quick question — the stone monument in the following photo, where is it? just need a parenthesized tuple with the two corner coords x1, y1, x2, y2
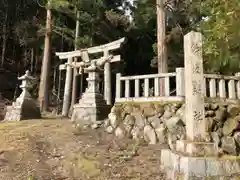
(4, 70, 41, 121)
(71, 58, 111, 125)
(161, 31, 240, 179)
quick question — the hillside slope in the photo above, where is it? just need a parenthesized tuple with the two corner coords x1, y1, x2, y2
(0, 119, 165, 180)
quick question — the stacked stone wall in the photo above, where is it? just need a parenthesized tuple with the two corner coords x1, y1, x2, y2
(105, 101, 240, 156)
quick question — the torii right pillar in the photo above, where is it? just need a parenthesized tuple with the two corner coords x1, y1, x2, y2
(161, 31, 240, 180)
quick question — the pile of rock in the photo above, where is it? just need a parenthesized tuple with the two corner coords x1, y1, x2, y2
(104, 102, 240, 155)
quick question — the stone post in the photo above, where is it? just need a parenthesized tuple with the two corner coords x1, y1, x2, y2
(104, 50, 112, 105)
(235, 72, 240, 99)
(184, 31, 205, 142)
(161, 32, 239, 180)
(62, 57, 73, 117)
(116, 73, 121, 100)
(176, 31, 217, 156)
(176, 67, 185, 96)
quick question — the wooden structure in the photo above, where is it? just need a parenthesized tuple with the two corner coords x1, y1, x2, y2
(56, 38, 125, 116)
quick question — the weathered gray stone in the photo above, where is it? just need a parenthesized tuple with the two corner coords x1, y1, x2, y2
(131, 112, 145, 130)
(233, 132, 240, 152)
(210, 104, 219, 111)
(144, 125, 157, 144)
(123, 115, 135, 127)
(211, 132, 221, 146)
(205, 117, 214, 132)
(155, 123, 167, 144)
(162, 105, 173, 120)
(115, 127, 125, 138)
(221, 136, 238, 155)
(168, 132, 177, 150)
(103, 118, 110, 128)
(223, 117, 239, 136)
(164, 116, 184, 132)
(131, 126, 142, 140)
(227, 105, 240, 117)
(176, 105, 185, 124)
(124, 104, 133, 114)
(214, 107, 227, 122)
(108, 112, 118, 128)
(106, 126, 114, 133)
(142, 106, 156, 117)
(205, 110, 215, 117)
(204, 103, 211, 110)
(161, 149, 240, 179)
(148, 115, 162, 129)
(154, 104, 164, 116)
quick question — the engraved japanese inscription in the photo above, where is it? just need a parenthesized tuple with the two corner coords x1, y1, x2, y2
(191, 42, 202, 57)
(192, 80, 202, 96)
(193, 110, 204, 121)
(192, 62, 201, 74)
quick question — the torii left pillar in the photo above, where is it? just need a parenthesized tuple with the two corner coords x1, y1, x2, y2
(104, 50, 112, 105)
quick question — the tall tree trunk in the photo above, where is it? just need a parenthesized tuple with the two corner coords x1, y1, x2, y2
(71, 11, 80, 108)
(38, 8, 52, 111)
(35, 47, 39, 76)
(30, 48, 35, 73)
(156, 0, 168, 95)
(1, 7, 8, 68)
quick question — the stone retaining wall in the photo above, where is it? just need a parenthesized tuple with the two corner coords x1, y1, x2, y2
(104, 101, 240, 156)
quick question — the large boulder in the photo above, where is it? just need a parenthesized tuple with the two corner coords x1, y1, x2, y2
(144, 125, 157, 144)
(214, 107, 227, 122)
(223, 117, 240, 136)
(131, 112, 145, 130)
(227, 105, 240, 117)
(164, 116, 184, 132)
(142, 105, 156, 118)
(221, 136, 238, 155)
(155, 123, 167, 144)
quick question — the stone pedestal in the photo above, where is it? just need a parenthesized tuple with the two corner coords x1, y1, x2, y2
(161, 149, 240, 180)
(161, 32, 240, 179)
(71, 61, 110, 124)
(4, 71, 41, 121)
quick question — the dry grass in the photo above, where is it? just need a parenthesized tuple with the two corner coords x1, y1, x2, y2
(0, 119, 166, 180)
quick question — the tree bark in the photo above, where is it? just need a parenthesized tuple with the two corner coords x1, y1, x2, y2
(38, 8, 52, 111)
(156, 0, 168, 95)
(71, 11, 80, 108)
(30, 48, 35, 73)
(1, 7, 8, 68)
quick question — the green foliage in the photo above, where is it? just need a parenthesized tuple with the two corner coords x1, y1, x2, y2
(196, 0, 240, 74)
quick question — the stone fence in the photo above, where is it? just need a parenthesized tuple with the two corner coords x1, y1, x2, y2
(115, 69, 240, 103)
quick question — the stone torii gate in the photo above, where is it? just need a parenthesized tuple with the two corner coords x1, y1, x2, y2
(56, 38, 125, 116)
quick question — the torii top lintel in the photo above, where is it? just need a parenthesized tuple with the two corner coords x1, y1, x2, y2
(55, 37, 125, 60)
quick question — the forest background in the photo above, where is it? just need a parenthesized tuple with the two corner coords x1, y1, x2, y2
(0, 0, 239, 108)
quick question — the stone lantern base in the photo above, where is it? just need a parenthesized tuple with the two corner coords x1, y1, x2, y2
(4, 98, 41, 121)
(71, 91, 111, 125)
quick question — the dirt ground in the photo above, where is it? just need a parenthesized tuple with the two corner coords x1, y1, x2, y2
(0, 118, 167, 180)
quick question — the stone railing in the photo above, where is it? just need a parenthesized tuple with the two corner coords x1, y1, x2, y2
(115, 68, 185, 102)
(115, 68, 240, 102)
(204, 73, 240, 100)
